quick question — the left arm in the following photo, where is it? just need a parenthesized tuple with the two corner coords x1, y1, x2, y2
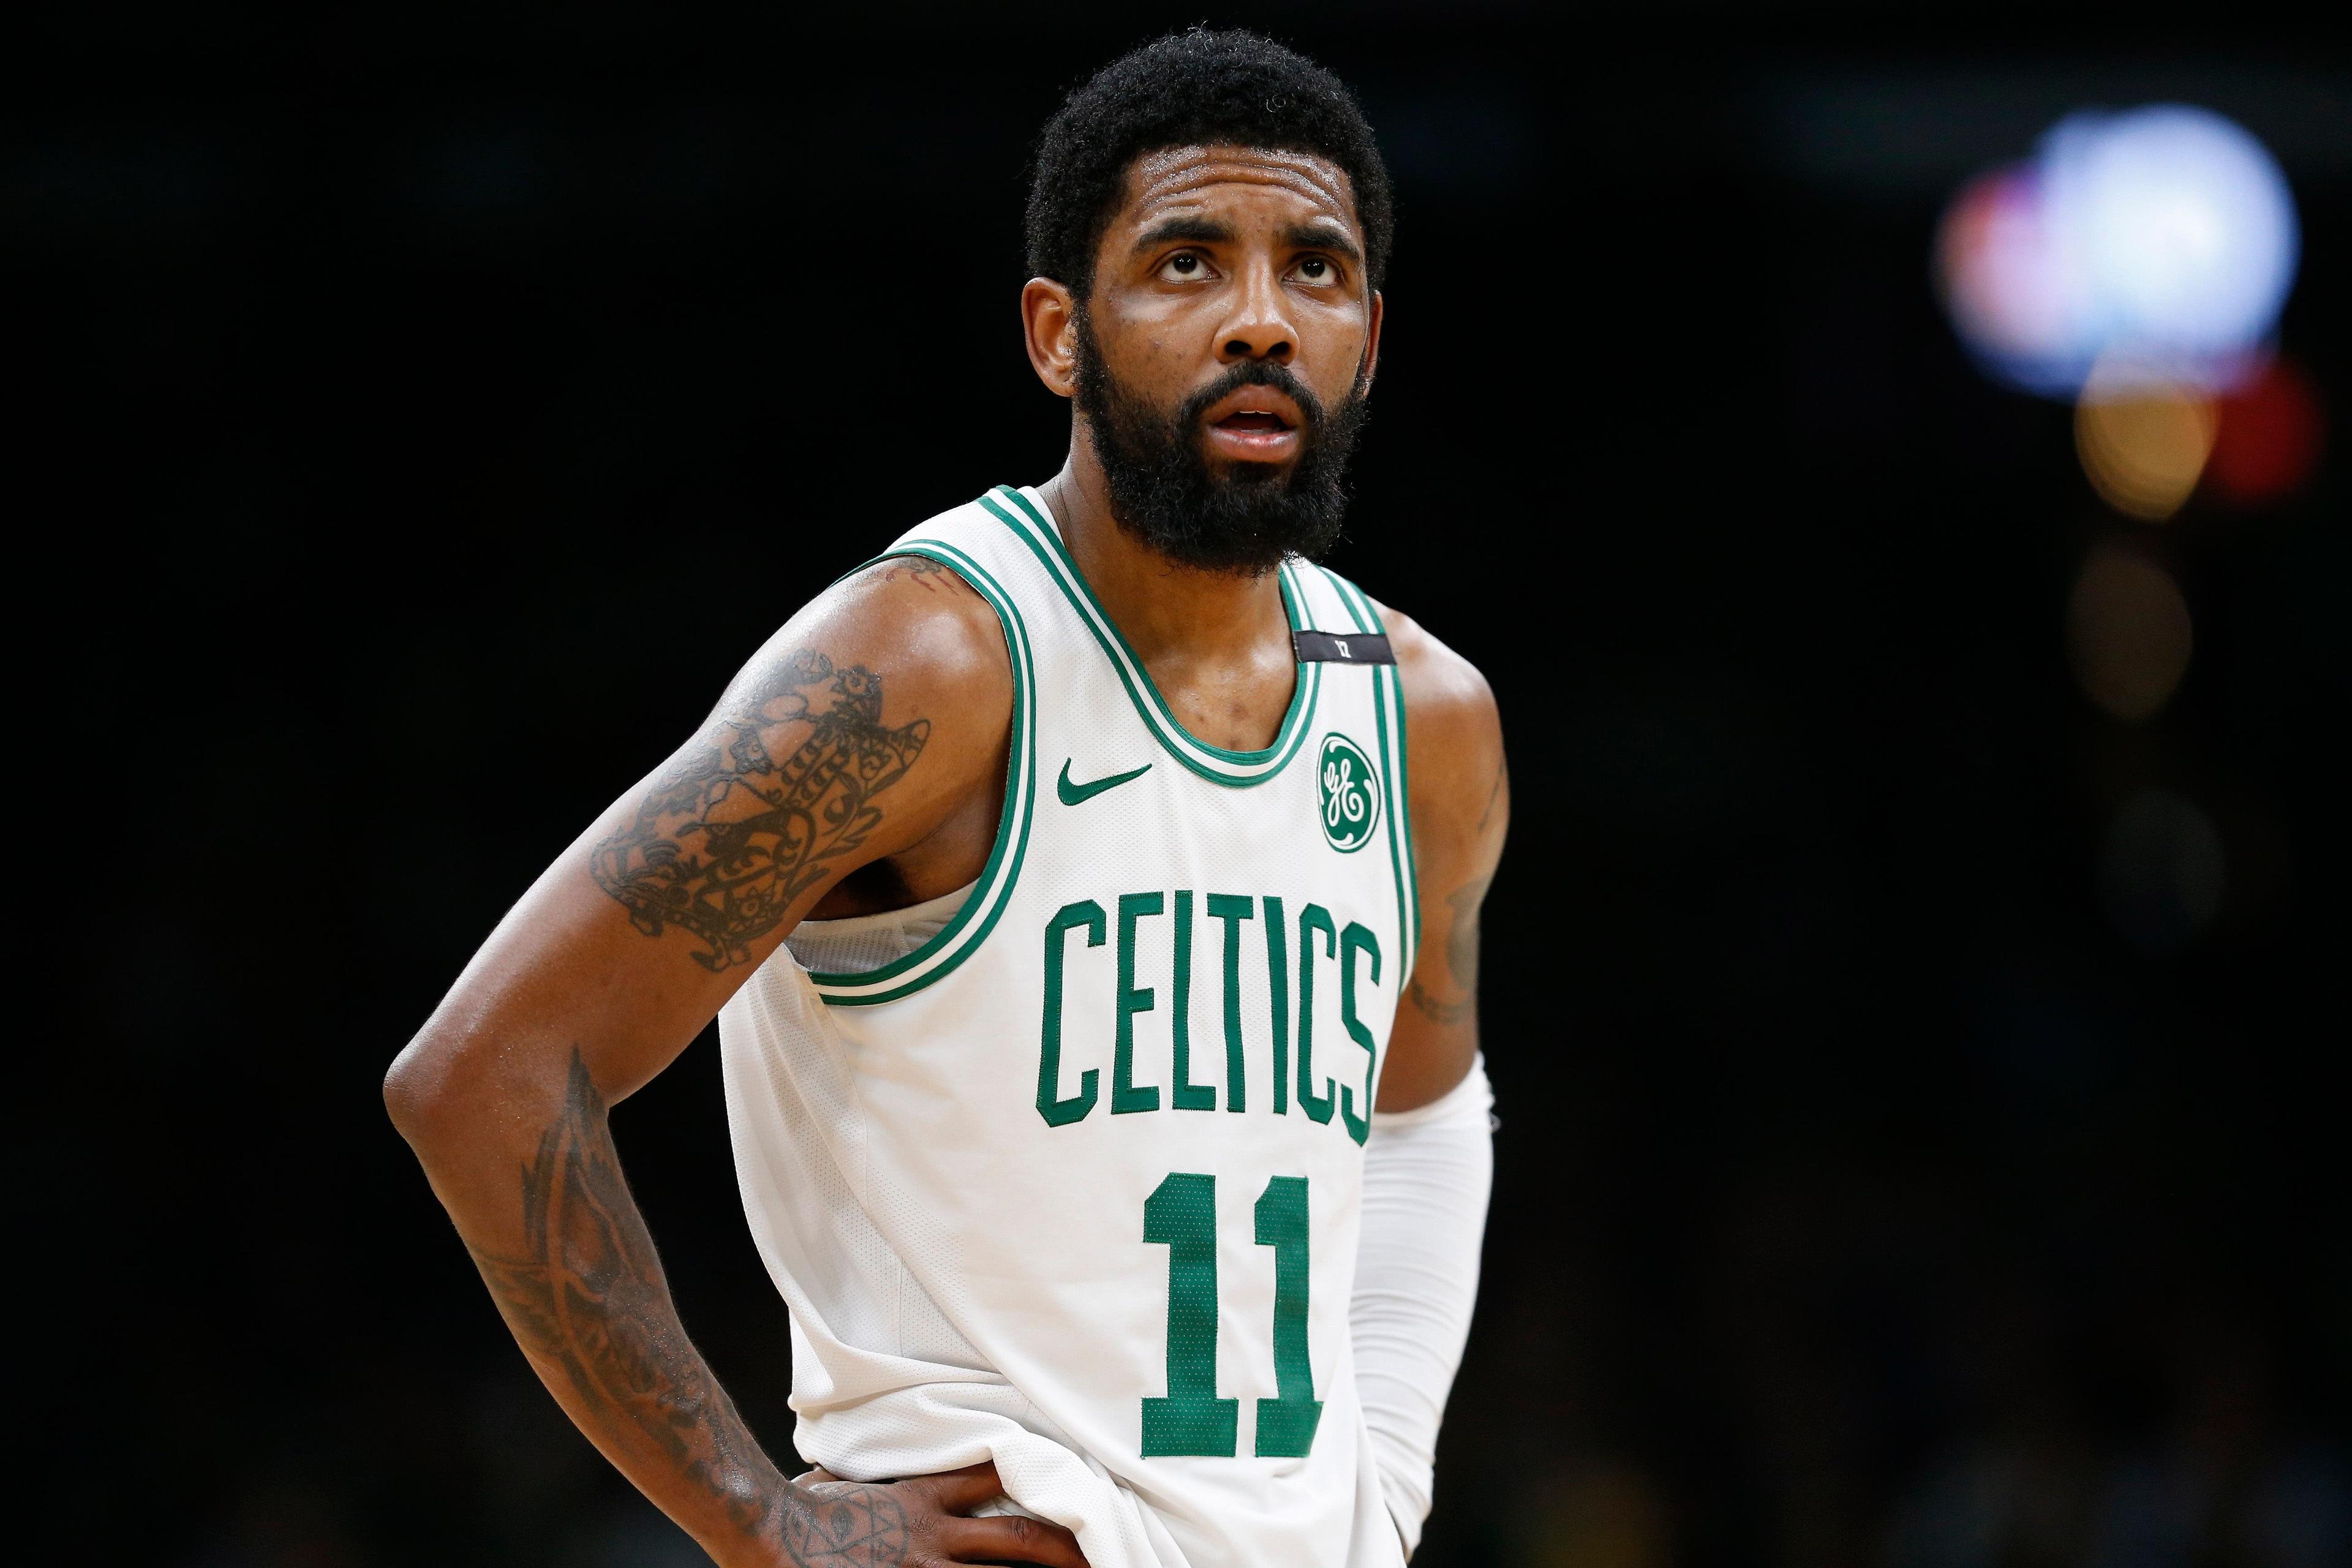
(1353, 606, 1507, 1556)
(1378, 606, 1508, 1111)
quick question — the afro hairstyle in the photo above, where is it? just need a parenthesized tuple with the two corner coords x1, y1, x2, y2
(1024, 28, 1393, 300)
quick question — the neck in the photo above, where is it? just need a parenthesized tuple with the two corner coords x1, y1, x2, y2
(1038, 423, 1289, 666)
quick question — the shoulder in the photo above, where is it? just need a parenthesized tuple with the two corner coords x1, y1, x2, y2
(1371, 599, 1501, 774)
(699, 551, 1015, 818)
(826, 554, 1012, 691)
(1363, 597, 1505, 859)
(739, 552, 1011, 706)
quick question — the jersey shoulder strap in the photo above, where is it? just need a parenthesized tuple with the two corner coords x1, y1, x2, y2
(1300, 561, 1420, 971)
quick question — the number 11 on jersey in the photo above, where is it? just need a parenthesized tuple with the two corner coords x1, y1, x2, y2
(1140, 1172, 1324, 1459)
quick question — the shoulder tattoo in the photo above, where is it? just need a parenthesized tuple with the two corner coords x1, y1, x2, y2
(590, 650, 930, 971)
(872, 555, 960, 594)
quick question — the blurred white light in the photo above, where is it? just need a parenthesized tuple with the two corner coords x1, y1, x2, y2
(1937, 105, 2299, 399)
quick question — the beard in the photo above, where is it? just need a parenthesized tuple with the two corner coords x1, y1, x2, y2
(1071, 311, 1368, 576)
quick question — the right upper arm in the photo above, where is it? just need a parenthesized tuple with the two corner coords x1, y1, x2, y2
(385, 552, 1014, 1143)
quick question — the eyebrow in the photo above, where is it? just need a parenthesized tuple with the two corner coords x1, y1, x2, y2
(1128, 214, 1365, 265)
(1132, 216, 1235, 254)
(1281, 222, 1362, 263)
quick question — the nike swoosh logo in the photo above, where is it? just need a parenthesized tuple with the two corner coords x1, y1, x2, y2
(1058, 758, 1153, 806)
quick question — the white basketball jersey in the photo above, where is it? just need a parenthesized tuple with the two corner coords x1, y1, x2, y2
(717, 485, 1419, 1568)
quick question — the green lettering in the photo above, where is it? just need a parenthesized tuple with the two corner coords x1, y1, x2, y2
(1114, 891, 1164, 1115)
(1264, 896, 1290, 1116)
(1169, 891, 1213, 1110)
(1296, 903, 1338, 1125)
(1339, 922, 1382, 1146)
(1038, 901, 1104, 1127)
(1206, 894, 1254, 1114)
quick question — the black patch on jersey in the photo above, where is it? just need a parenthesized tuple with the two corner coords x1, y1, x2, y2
(1292, 630, 1396, 665)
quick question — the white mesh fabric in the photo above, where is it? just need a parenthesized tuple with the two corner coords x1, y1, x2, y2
(786, 880, 976, 977)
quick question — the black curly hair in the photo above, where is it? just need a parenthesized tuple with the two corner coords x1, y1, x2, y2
(1025, 28, 1393, 300)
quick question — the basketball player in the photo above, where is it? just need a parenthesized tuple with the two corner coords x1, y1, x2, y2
(387, 30, 1504, 1568)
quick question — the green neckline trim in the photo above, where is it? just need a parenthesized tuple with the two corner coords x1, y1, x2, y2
(990, 485, 1313, 765)
(807, 538, 1038, 1005)
(1321, 567, 1422, 976)
(979, 486, 1319, 788)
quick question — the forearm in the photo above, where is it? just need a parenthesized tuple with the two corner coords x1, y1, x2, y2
(397, 1046, 793, 1567)
(1351, 1056, 1494, 1556)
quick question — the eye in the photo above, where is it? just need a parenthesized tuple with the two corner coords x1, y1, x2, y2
(1158, 251, 1213, 282)
(1291, 255, 1340, 286)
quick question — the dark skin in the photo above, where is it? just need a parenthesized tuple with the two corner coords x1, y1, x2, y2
(385, 142, 1506, 1567)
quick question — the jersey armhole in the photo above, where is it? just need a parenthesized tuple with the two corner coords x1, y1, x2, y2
(804, 542, 1040, 1006)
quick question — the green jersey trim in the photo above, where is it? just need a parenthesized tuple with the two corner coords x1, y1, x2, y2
(978, 486, 1321, 789)
(805, 539, 1039, 1006)
(1321, 567, 1421, 979)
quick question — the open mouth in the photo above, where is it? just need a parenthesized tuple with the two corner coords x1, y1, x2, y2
(1213, 409, 1296, 434)
(1200, 386, 1307, 459)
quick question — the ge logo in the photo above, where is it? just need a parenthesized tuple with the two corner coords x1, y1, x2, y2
(1316, 734, 1381, 853)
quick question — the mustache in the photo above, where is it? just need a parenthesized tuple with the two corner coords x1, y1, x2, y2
(1176, 360, 1330, 437)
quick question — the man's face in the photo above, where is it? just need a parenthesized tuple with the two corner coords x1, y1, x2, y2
(1071, 145, 1382, 575)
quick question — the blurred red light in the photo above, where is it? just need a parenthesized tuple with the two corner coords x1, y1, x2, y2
(2203, 358, 2324, 507)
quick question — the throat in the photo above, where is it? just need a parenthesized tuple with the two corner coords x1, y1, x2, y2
(1145, 644, 1302, 753)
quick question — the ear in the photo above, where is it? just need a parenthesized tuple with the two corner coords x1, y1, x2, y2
(1359, 288, 1384, 394)
(1022, 277, 1079, 399)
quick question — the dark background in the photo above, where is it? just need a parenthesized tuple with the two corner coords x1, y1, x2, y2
(15, 5, 2347, 1565)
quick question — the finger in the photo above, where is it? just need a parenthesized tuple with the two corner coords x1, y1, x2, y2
(912, 1460, 1005, 1514)
(941, 1511, 1090, 1568)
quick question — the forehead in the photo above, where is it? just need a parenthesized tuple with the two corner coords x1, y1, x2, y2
(1115, 144, 1361, 235)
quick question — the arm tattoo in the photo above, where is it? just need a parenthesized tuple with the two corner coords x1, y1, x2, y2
(1474, 756, 1506, 833)
(1406, 979, 1472, 1027)
(1407, 872, 1492, 1026)
(467, 1052, 783, 1542)
(592, 650, 930, 971)
(469, 1053, 921, 1565)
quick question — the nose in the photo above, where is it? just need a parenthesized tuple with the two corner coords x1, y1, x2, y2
(1215, 261, 1296, 366)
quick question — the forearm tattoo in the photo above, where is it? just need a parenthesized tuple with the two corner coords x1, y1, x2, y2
(592, 650, 930, 971)
(469, 1054, 926, 1564)
(466, 1052, 784, 1543)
